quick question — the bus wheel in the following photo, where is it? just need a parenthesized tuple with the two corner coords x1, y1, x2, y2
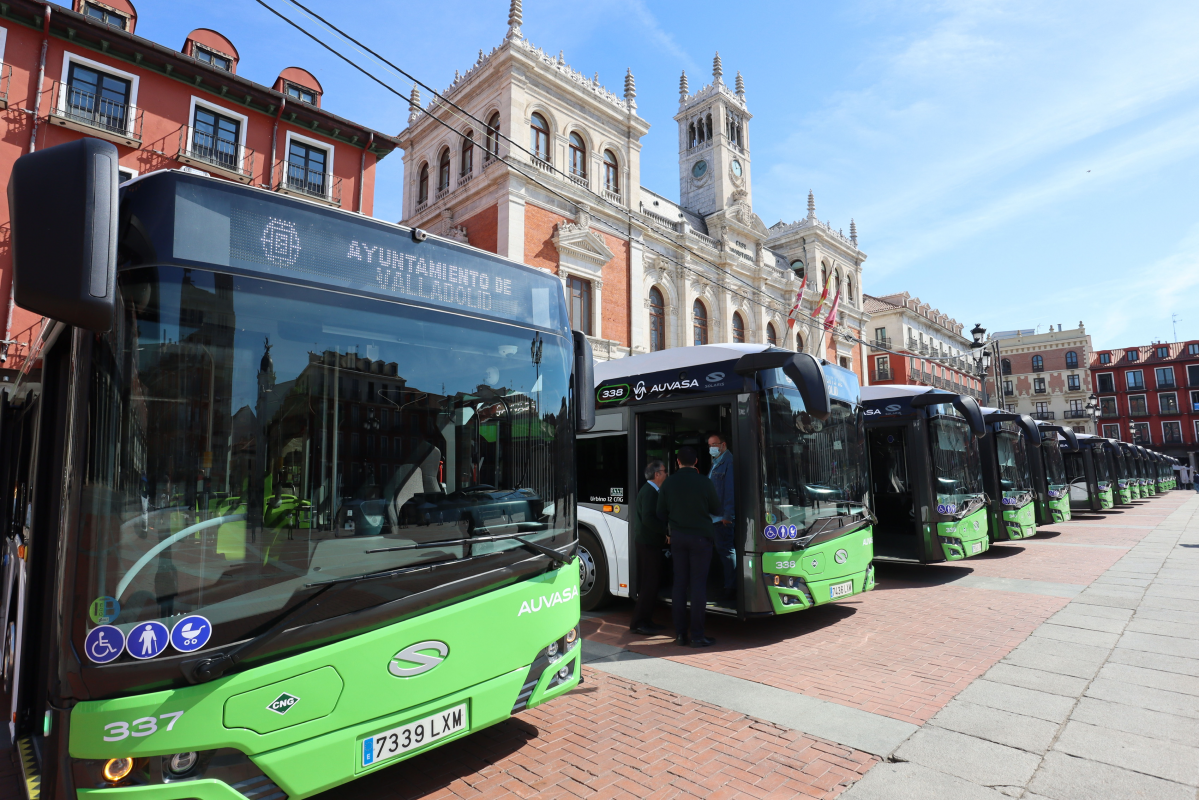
(2, 621, 13, 695)
(577, 528, 610, 612)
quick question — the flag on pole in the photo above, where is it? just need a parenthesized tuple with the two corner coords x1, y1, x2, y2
(823, 288, 841, 331)
(811, 270, 835, 319)
(785, 271, 808, 329)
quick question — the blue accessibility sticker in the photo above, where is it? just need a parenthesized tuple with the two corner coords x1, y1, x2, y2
(128, 621, 170, 660)
(787, 525, 799, 539)
(763, 525, 778, 539)
(84, 625, 125, 664)
(170, 615, 212, 653)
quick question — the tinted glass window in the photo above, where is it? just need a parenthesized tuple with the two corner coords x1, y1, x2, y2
(1096, 373, 1115, 393)
(576, 435, 627, 504)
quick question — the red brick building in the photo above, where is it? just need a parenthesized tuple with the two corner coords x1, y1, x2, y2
(1091, 340, 1199, 462)
(0, 0, 398, 374)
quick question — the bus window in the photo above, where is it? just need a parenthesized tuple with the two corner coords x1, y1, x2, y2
(577, 435, 627, 505)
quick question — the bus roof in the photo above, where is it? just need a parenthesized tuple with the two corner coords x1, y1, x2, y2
(594, 343, 771, 383)
(860, 384, 949, 401)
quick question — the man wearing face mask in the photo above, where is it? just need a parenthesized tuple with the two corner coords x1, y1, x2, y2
(708, 432, 736, 603)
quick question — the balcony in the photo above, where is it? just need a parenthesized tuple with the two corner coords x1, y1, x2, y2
(1063, 410, 1089, 419)
(1003, 388, 1014, 396)
(457, 170, 473, 188)
(871, 368, 893, 383)
(1032, 365, 1044, 372)
(1034, 387, 1047, 394)
(49, 81, 143, 147)
(602, 186, 622, 204)
(273, 160, 342, 207)
(1031, 411, 1055, 420)
(870, 337, 893, 351)
(176, 126, 255, 183)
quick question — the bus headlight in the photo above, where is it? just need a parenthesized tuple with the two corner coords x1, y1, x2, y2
(167, 752, 198, 776)
(565, 627, 578, 646)
(102, 758, 134, 783)
(547, 641, 559, 658)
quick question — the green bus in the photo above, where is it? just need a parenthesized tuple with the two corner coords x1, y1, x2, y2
(0, 141, 591, 799)
(862, 386, 990, 562)
(578, 345, 875, 618)
(978, 409, 1041, 541)
(1064, 434, 1114, 512)
(1032, 423, 1077, 524)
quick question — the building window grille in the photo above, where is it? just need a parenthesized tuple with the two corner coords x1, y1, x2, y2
(649, 287, 665, 352)
(1065, 351, 1078, 368)
(732, 312, 745, 343)
(693, 300, 709, 346)
(530, 113, 550, 163)
(191, 106, 240, 170)
(287, 140, 328, 198)
(567, 277, 592, 335)
(66, 62, 131, 134)
(195, 46, 232, 72)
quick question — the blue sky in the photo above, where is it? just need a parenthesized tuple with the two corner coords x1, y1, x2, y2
(137, 0, 1199, 350)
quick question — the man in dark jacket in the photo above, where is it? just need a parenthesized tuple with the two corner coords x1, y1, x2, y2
(708, 432, 736, 602)
(630, 459, 668, 635)
(656, 446, 721, 647)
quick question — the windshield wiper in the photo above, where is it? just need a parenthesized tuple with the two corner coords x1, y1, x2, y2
(364, 526, 572, 567)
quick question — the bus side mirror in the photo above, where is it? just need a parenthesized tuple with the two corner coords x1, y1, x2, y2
(8, 139, 119, 332)
(734, 351, 830, 421)
(952, 395, 986, 439)
(1059, 427, 1079, 451)
(573, 330, 595, 432)
(1017, 414, 1042, 447)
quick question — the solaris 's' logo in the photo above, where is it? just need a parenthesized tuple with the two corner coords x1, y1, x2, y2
(261, 217, 302, 266)
(388, 641, 449, 678)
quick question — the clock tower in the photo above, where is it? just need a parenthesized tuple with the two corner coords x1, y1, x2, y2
(675, 53, 752, 219)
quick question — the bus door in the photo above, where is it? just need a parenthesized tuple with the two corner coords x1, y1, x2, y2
(635, 401, 734, 609)
(866, 425, 922, 560)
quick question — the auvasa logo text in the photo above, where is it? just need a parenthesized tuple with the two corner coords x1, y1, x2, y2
(518, 586, 580, 616)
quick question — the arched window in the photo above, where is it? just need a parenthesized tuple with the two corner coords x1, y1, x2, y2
(688, 123, 695, 148)
(705, 114, 712, 141)
(1001, 358, 1012, 375)
(530, 113, 550, 162)
(603, 150, 619, 194)
(767, 323, 778, 347)
(1032, 354, 1044, 372)
(697, 116, 705, 143)
(693, 300, 708, 346)
(846, 276, 854, 305)
(437, 148, 451, 190)
(649, 287, 666, 352)
(1065, 350, 1078, 368)
(485, 112, 501, 159)
(790, 260, 804, 279)
(732, 312, 745, 343)
(569, 132, 587, 178)
(460, 130, 473, 176)
(417, 162, 429, 204)
(796, 331, 804, 351)
(821, 264, 828, 288)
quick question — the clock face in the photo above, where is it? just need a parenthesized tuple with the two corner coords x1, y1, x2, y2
(692, 160, 707, 178)
(731, 159, 743, 177)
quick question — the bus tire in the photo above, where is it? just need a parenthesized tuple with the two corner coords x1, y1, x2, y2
(2, 620, 14, 695)
(577, 527, 611, 612)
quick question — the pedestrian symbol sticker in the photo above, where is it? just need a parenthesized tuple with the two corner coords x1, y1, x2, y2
(89, 596, 120, 625)
(128, 621, 170, 660)
(84, 625, 125, 664)
(170, 616, 212, 654)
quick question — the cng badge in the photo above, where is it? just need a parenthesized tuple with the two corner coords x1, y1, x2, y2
(267, 693, 300, 715)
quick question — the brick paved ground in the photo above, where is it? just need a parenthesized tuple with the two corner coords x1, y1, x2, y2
(0, 495, 1187, 800)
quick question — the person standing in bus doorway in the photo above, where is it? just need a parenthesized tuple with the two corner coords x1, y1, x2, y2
(657, 446, 721, 647)
(630, 459, 669, 636)
(708, 432, 736, 603)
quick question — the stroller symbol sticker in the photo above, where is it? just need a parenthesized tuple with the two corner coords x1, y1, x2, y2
(129, 621, 170, 660)
(84, 625, 125, 664)
(170, 616, 212, 654)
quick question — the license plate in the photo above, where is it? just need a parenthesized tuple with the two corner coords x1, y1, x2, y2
(971, 542, 982, 554)
(362, 703, 467, 767)
(829, 580, 854, 598)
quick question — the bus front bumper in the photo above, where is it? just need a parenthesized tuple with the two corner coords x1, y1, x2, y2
(761, 526, 876, 613)
(937, 508, 990, 561)
(1000, 502, 1036, 541)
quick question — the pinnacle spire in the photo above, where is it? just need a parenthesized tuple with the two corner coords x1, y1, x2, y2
(506, 0, 522, 39)
(713, 52, 723, 83)
(409, 85, 421, 113)
(807, 190, 815, 220)
(850, 219, 858, 245)
(624, 69, 637, 106)
(735, 71, 745, 99)
(679, 70, 689, 100)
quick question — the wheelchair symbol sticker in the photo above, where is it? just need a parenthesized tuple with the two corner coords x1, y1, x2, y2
(764, 525, 779, 540)
(84, 625, 125, 664)
(170, 615, 212, 654)
(128, 621, 170, 660)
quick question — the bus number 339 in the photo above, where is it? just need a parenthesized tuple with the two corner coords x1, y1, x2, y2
(103, 711, 184, 741)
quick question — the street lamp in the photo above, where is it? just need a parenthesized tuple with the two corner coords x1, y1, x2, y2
(1084, 392, 1100, 432)
(970, 323, 986, 346)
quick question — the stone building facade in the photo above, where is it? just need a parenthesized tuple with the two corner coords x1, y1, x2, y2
(861, 293, 985, 402)
(396, 4, 870, 376)
(987, 325, 1095, 433)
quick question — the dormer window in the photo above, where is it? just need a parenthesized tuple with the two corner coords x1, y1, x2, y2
(195, 46, 232, 72)
(286, 84, 317, 105)
(84, 2, 127, 30)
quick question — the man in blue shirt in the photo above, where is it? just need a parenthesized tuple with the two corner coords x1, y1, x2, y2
(708, 432, 735, 603)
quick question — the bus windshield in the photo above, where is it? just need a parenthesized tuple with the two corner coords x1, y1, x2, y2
(77, 267, 574, 655)
(930, 416, 984, 506)
(760, 388, 869, 533)
(1091, 445, 1110, 482)
(1043, 441, 1067, 485)
(996, 430, 1032, 493)
(1111, 447, 1129, 480)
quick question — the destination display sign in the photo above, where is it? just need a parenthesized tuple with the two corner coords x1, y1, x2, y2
(161, 175, 570, 332)
(596, 360, 745, 406)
